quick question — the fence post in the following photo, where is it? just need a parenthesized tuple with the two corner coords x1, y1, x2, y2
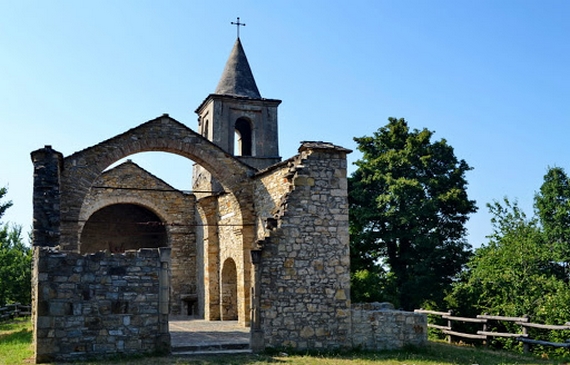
(483, 312, 488, 348)
(522, 314, 529, 353)
(447, 310, 453, 344)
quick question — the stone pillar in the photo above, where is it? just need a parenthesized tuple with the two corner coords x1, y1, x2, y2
(250, 247, 264, 352)
(158, 247, 171, 353)
(30, 145, 63, 247)
(197, 196, 221, 320)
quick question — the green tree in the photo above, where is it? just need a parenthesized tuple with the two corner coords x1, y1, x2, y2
(0, 187, 31, 306)
(535, 167, 570, 276)
(446, 198, 570, 352)
(0, 186, 13, 219)
(447, 199, 550, 316)
(349, 118, 477, 310)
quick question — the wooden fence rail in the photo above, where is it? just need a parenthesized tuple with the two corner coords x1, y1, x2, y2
(415, 309, 570, 352)
(0, 303, 31, 322)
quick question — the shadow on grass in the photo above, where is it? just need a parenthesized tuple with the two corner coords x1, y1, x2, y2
(0, 327, 32, 345)
(0, 318, 30, 333)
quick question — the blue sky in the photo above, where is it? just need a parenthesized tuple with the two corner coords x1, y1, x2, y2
(1, 1, 569, 249)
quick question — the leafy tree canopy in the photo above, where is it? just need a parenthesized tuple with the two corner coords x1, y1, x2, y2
(447, 168, 570, 353)
(535, 166, 570, 266)
(447, 199, 551, 317)
(0, 186, 13, 222)
(349, 117, 477, 310)
(0, 187, 31, 306)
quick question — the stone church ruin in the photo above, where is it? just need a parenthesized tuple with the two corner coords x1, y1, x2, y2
(30, 37, 427, 363)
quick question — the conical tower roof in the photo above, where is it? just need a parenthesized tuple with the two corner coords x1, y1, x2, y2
(215, 38, 261, 98)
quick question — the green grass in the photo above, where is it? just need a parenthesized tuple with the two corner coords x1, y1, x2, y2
(1, 320, 569, 365)
(0, 317, 33, 365)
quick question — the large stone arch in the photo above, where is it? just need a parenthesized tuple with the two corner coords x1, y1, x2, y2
(56, 115, 257, 320)
(59, 114, 256, 252)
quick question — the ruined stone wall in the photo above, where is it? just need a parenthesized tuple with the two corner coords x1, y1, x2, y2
(257, 143, 352, 350)
(32, 247, 170, 363)
(31, 111, 430, 358)
(351, 303, 427, 350)
(251, 144, 429, 352)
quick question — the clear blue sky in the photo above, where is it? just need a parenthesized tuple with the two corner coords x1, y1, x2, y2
(1, 1, 569, 249)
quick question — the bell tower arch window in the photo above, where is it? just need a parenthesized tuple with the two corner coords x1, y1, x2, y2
(234, 117, 252, 156)
(202, 119, 209, 139)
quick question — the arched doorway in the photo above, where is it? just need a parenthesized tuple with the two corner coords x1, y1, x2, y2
(80, 203, 167, 254)
(221, 258, 238, 321)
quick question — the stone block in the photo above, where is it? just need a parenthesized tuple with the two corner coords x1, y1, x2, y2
(49, 302, 73, 316)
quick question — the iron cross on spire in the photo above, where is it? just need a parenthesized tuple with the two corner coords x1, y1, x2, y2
(231, 17, 246, 38)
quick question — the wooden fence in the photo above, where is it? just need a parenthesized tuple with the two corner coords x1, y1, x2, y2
(0, 303, 31, 321)
(415, 309, 570, 353)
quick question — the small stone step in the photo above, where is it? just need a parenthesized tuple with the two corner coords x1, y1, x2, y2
(172, 342, 250, 353)
(172, 348, 252, 356)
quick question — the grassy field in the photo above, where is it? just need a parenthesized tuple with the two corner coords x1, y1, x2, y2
(2, 319, 569, 365)
(0, 318, 33, 365)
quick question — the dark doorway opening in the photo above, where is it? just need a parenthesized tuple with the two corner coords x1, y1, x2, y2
(80, 203, 167, 254)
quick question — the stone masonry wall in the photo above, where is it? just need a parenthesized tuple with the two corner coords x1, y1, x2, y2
(351, 303, 427, 350)
(32, 247, 170, 363)
(258, 142, 352, 350)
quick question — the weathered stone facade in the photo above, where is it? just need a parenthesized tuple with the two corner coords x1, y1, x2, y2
(32, 247, 170, 363)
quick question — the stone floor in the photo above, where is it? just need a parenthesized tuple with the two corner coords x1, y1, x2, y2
(169, 318, 251, 354)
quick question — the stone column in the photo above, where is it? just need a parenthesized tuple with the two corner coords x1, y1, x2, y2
(250, 246, 264, 352)
(30, 145, 63, 247)
(158, 247, 171, 353)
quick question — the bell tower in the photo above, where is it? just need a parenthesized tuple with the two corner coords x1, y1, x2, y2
(196, 37, 281, 169)
(193, 37, 282, 192)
